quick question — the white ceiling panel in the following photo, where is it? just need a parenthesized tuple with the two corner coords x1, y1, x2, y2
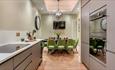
(31, 0, 79, 14)
(44, 0, 78, 12)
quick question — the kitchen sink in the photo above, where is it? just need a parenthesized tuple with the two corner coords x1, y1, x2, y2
(0, 44, 29, 53)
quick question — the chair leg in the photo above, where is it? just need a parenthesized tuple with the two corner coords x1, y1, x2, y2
(102, 48, 105, 55)
(73, 49, 74, 54)
(48, 49, 50, 53)
(76, 48, 78, 53)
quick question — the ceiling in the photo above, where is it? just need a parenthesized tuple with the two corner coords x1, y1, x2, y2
(31, 0, 80, 14)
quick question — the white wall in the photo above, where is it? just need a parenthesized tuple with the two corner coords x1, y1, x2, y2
(0, 0, 41, 44)
(40, 14, 77, 39)
(0, 31, 27, 45)
(0, 0, 35, 31)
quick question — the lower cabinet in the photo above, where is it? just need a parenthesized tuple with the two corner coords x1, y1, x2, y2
(25, 62, 35, 70)
(32, 42, 42, 70)
(0, 59, 13, 70)
(15, 55, 32, 70)
(0, 41, 42, 70)
(13, 48, 32, 68)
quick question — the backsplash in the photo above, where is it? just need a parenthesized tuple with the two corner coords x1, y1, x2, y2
(0, 31, 27, 45)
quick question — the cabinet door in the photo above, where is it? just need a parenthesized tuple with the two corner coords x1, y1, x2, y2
(0, 59, 13, 70)
(81, 0, 90, 68)
(107, 0, 115, 52)
(107, 0, 115, 70)
(32, 42, 42, 70)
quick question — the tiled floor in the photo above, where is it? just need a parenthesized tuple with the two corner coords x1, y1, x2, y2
(38, 48, 87, 70)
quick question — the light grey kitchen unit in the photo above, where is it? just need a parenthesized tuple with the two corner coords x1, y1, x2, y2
(0, 40, 42, 70)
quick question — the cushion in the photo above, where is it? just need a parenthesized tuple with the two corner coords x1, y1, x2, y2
(58, 46, 64, 49)
(48, 45, 54, 49)
(97, 46, 103, 48)
(68, 46, 74, 49)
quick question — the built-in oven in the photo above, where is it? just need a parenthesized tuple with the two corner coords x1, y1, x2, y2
(89, 7, 107, 63)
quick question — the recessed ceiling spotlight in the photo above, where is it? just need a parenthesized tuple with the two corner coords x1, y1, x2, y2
(40, 8, 43, 10)
(77, 7, 80, 10)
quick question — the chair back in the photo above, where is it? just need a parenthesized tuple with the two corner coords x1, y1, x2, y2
(47, 39, 56, 46)
(57, 39, 65, 46)
(75, 39, 79, 47)
(95, 39, 105, 49)
(67, 39, 76, 46)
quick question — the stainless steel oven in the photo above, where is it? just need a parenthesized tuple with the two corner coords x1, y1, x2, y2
(89, 7, 107, 63)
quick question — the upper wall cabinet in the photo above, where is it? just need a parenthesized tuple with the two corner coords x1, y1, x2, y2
(89, 0, 107, 14)
(81, 0, 90, 7)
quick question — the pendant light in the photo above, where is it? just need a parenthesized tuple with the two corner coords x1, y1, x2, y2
(55, 0, 63, 18)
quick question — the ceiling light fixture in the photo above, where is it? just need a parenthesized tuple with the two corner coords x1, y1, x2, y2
(55, 0, 63, 18)
(40, 8, 43, 10)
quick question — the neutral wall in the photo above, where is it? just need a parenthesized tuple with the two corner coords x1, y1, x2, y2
(0, 0, 41, 44)
(0, 31, 27, 45)
(40, 14, 77, 39)
(0, 0, 37, 31)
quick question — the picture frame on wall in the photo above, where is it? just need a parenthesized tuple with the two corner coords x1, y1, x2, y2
(35, 16, 40, 30)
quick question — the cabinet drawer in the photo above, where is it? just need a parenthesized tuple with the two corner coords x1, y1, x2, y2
(0, 59, 13, 70)
(15, 55, 32, 70)
(25, 62, 34, 70)
(14, 48, 32, 68)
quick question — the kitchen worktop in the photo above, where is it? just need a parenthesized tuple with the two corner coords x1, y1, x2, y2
(0, 39, 43, 64)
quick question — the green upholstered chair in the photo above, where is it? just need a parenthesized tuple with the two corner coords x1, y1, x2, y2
(90, 38, 105, 55)
(66, 39, 76, 49)
(95, 39, 105, 55)
(57, 40, 65, 50)
(47, 39, 57, 53)
(66, 39, 78, 53)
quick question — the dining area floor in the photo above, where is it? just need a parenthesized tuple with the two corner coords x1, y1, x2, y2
(37, 47, 87, 70)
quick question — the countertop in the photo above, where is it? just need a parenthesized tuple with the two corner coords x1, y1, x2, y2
(0, 39, 43, 64)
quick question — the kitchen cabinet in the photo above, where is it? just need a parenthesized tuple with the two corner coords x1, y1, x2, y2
(89, 0, 107, 14)
(15, 55, 32, 70)
(81, 0, 90, 68)
(0, 41, 42, 70)
(13, 47, 33, 70)
(14, 42, 42, 70)
(81, 0, 107, 69)
(107, 0, 115, 53)
(0, 59, 13, 70)
(107, 0, 115, 70)
(32, 42, 42, 70)
(25, 62, 35, 70)
(107, 52, 115, 70)
(13, 48, 32, 68)
(81, 0, 90, 7)
(89, 56, 106, 70)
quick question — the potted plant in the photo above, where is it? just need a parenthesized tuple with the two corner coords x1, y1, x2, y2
(54, 31, 61, 40)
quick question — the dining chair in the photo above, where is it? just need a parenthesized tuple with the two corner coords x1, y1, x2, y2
(66, 39, 77, 53)
(57, 39, 65, 50)
(47, 39, 57, 53)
